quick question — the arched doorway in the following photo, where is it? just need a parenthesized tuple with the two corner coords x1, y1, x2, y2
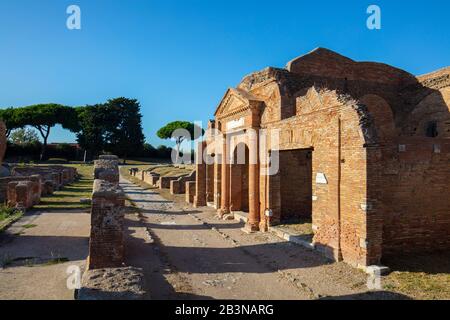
(229, 143, 249, 213)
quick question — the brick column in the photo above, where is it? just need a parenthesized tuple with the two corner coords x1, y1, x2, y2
(194, 141, 207, 207)
(244, 129, 260, 232)
(206, 164, 214, 203)
(213, 161, 221, 209)
(219, 135, 230, 216)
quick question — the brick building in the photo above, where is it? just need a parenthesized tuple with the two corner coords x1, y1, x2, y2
(194, 48, 450, 268)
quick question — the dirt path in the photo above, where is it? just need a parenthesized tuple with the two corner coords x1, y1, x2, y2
(121, 178, 406, 300)
(0, 209, 90, 300)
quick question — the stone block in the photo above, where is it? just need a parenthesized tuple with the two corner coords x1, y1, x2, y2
(77, 267, 146, 300)
(185, 181, 196, 204)
(7, 181, 34, 209)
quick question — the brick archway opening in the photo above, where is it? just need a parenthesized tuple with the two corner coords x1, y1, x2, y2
(279, 149, 313, 223)
(230, 143, 250, 213)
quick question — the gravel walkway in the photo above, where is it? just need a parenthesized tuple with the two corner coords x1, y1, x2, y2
(121, 177, 407, 300)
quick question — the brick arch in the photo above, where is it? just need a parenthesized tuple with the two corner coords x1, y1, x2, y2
(406, 87, 450, 138)
(359, 94, 397, 142)
(252, 83, 284, 123)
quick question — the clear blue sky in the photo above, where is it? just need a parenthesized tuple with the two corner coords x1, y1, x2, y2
(1, 0, 449, 146)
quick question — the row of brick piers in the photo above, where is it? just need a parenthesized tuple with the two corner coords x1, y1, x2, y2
(193, 129, 263, 234)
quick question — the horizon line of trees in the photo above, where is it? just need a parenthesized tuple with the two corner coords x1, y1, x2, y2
(0, 97, 172, 162)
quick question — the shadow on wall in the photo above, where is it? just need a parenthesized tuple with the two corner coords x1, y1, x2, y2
(382, 251, 450, 275)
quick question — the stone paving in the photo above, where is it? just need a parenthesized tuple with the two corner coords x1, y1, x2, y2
(120, 177, 408, 300)
(0, 209, 90, 300)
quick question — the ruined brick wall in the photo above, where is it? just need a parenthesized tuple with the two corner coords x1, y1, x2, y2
(170, 171, 196, 195)
(374, 139, 450, 257)
(160, 176, 180, 189)
(7, 181, 34, 209)
(260, 88, 373, 266)
(94, 157, 120, 185)
(88, 179, 125, 269)
(88, 156, 125, 270)
(11, 166, 77, 191)
(1, 175, 42, 206)
(186, 181, 196, 204)
(210, 48, 450, 267)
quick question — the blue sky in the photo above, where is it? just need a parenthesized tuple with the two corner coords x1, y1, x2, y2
(0, 0, 449, 147)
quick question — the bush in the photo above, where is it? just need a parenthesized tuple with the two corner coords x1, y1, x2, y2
(138, 143, 172, 159)
(46, 144, 81, 161)
(5, 142, 83, 162)
(5, 141, 42, 162)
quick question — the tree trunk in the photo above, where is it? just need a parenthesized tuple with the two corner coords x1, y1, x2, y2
(36, 125, 51, 162)
(40, 138, 48, 162)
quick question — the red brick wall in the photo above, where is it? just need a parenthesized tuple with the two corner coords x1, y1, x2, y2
(210, 49, 450, 267)
(375, 139, 450, 257)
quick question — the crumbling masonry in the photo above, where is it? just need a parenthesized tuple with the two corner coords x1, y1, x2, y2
(194, 48, 450, 268)
(88, 155, 125, 269)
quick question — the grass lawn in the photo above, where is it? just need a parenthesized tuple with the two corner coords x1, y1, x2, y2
(34, 164, 94, 211)
(120, 158, 172, 165)
(276, 218, 314, 242)
(125, 164, 193, 177)
(0, 206, 24, 233)
(382, 252, 450, 300)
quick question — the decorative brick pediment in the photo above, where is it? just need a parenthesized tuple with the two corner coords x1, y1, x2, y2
(215, 88, 262, 119)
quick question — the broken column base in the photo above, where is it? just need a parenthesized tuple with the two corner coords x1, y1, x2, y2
(359, 265, 391, 276)
(77, 267, 147, 300)
(241, 222, 260, 234)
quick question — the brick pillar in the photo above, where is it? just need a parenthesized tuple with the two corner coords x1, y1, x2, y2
(244, 129, 260, 232)
(206, 164, 214, 203)
(88, 179, 125, 270)
(194, 141, 207, 207)
(213, 161, 222, 209)
(186, 181, 196, 204)
(219, 135, 230, 216)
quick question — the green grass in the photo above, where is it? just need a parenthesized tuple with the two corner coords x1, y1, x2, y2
(121, 158, 172, 165)
(383, 252, 450, 300)
(0, 206, 24, 233)
(126, 164, 193, 177)
(22, 224, 37, 229)
(43, 257, 70, 266)
(34, 164, 94, 211)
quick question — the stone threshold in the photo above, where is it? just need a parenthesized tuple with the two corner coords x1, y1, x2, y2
(232, 211, 248, 224)
(229, 211, 389, 275)
(268, 226, 315, 250)
(231, 211, 315, 250)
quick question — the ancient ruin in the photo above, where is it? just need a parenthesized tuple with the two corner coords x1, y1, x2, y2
(88, 155, 125, 269)
(191, 48, 450, 268)
(0, 121, 78, 210)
